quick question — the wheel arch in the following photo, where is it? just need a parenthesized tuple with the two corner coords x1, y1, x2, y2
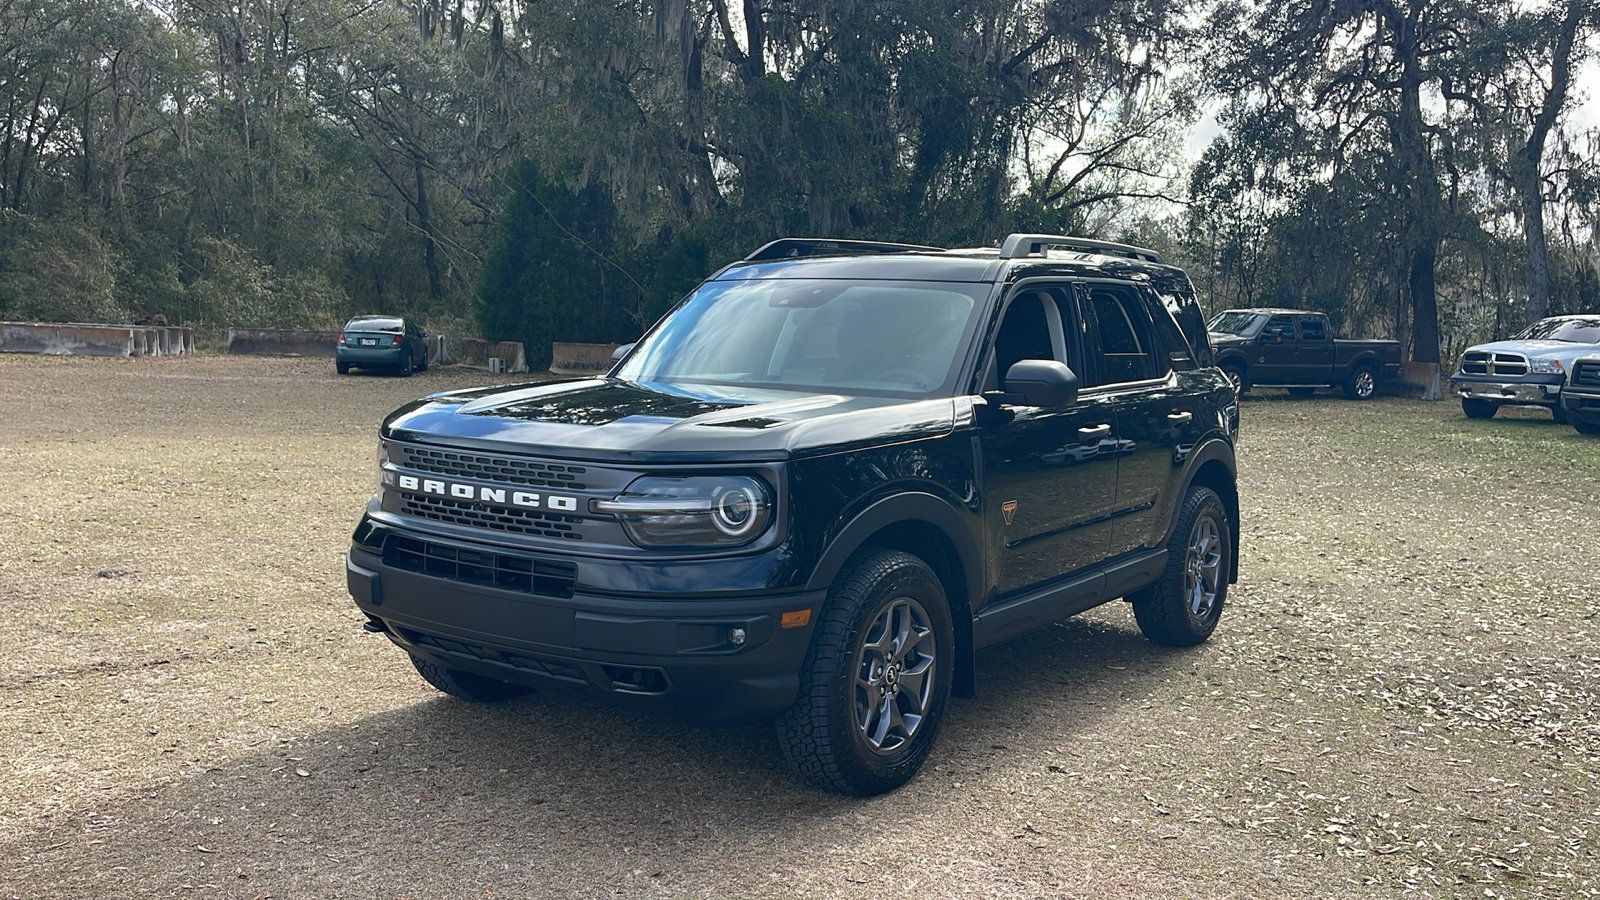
(1173, 442, 1240, 586)
(805, 493, 982, 699)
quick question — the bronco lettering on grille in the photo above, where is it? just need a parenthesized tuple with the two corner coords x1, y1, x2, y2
(394, 474, 579, 511)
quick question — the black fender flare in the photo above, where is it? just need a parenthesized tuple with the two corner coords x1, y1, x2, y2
(804, 492, 983, 603)
(1168, 436, 1240, 583)
(804, 492, 985, 697)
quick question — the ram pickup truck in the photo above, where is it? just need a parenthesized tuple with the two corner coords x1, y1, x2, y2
(1207, 308, 1403, 400)
(1560, 357, 1600, 434)
(346, 234, 1240, 796)
(1450, 315, 1600, 422)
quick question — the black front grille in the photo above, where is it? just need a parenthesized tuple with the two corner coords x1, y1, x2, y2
(1461, 351, 1528, 376)
(401, 447, 589, 490)
(399, 492, 585, 540)
(383, 534, 577, 598)
(1572, 359, 1600, 388)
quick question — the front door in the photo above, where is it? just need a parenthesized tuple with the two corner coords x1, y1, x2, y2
(977, 284, 1122, 599)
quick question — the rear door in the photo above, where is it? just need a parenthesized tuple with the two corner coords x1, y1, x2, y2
(1294, 315, 1334, 382)
(1080, 282, 1202, 558)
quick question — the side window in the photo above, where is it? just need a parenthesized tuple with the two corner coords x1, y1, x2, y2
(1298, 316, 1326, 341)
(987, 288, 1069, 391)
(1263, 315, 1295, 341)
(1148, 294, 1199, 370)
(1086, 285, 1162, 386)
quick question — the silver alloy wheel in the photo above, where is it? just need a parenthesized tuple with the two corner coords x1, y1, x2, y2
(1353, 369, 1375, 398)
(1224, 367, 1244, 393)
(853, 596, 937, 754)
(1185, 515, 1224, 620)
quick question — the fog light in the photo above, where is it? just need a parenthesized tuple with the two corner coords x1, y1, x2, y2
(728, 627, 747, 645)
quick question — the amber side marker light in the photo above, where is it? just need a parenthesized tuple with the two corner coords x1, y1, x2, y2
(780, 609, 812, 629)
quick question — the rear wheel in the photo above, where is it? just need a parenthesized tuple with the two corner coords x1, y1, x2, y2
(1129, 486, 1231, 647)
(1462, 398, 1497, 419)
(410, 655, 531, 702)
(1287, 387, 1315, 398)
(398, 354, 413, 377)
(336, 362, 350, 375)
(775, 549, 953, 796)
(1343, 365, 1378, 400)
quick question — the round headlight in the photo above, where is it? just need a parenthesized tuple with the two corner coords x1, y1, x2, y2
(713, 485, 760, 537)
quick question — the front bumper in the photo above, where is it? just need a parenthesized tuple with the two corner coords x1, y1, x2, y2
(346, 536, 823, 724)
(1562, 388, 1600, 427)
(1449, 373, 1564, 406)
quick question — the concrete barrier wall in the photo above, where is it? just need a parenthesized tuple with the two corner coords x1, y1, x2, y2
(227, 327, 341, 357)
(0, 322, 195, 358)
(1394, 362, 1442, 400)
(549, 342, 622, 376)
(453, 338, 528, 373)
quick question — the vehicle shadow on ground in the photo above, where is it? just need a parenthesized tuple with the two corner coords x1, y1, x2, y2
(4, 613, 1188, 896)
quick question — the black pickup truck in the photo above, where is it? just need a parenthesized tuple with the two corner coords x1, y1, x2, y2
(347, 234, 1240, 796)
(1208, 308, 1403, 399)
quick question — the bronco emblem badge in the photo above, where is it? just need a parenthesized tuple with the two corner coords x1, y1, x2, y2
(1002, 500, 1018, 525)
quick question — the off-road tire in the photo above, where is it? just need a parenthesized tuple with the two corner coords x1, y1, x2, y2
(1343, 365, 1378, 400)
(1462, 398, 1497, 419)
(1287, 387, 1315, 398)
(1129, 486, 1231, 647)
(775, 549, 953, 796)
(336, 362, 350, 375)
(410, 654, 531, 702)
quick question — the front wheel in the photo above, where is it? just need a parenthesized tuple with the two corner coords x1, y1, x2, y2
(1552, 402, 1568, 424)
(418, 349, 430, 373)
(1574, 418, 1600, 435)
(775, 550, 953, 796)
(1343, 365, 1378, 400)
(1129, 486, 1231, 647)
(1221, 364, 1247, 395)
(1462, 398, 1497, 419)
(410, 655, 532, 702)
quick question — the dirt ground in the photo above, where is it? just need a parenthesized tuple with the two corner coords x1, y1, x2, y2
(0, 353, 1596, 899)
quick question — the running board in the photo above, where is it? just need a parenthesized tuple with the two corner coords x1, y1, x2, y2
(973, 549, 1168, 650)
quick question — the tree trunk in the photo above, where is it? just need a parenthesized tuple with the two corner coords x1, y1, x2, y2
(1516, 161, 1552, 323)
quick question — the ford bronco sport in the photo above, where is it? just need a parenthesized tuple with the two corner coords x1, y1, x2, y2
(346, 234, 1240, 795)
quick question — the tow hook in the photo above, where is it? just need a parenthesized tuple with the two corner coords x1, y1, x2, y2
(362, 616, 388, 635)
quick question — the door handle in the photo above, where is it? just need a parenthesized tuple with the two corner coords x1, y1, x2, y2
(1078, 423, 1112, 439)
(1167, 411, 1193, 425)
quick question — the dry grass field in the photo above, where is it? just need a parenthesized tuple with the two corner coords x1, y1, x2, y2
(0, 353, 1596, 899)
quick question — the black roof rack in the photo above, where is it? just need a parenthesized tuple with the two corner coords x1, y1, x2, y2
(743, 238, 945, 262)
(998, 234, 1165, 264)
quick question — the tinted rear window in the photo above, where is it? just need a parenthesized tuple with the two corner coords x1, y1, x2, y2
(346, 318, 404, 333)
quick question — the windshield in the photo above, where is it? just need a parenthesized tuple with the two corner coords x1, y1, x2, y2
(615, 278, 988, 396)
(1513, 316, 1600, 343)
(1207, 310, 1264, 337)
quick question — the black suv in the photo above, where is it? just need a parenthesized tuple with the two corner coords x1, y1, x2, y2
(346, 235, 1240, 795)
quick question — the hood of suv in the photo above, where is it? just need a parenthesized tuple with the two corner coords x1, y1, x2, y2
(380, 377, 957, 462)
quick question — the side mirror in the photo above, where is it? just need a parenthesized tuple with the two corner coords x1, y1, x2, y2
(1003, 359, 1079, 408)
(611, 342, 636, 362)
